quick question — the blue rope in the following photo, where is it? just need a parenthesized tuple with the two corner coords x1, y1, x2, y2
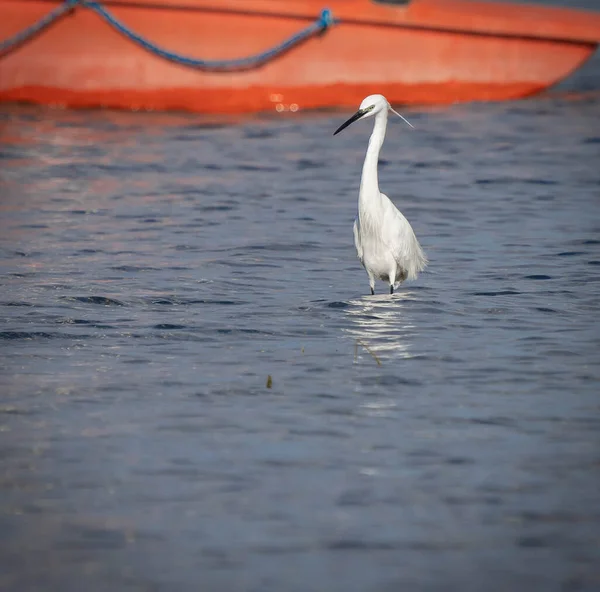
(87, 2, 335, 71)
(0, 0, 79, 55)
(1, 0, 336, 71)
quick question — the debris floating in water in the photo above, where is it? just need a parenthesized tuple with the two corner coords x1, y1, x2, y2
(266, 375, 273, 388)
(354, 339, 382, 367)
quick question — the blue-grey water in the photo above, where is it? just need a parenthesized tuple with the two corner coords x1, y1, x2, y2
(2, 7, 600, 592)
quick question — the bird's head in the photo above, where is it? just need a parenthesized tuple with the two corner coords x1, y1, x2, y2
(358, 94, 388, 117)
(333, 94, 413, 135)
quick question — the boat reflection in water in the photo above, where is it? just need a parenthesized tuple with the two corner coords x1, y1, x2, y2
(344, 293, 420, 364)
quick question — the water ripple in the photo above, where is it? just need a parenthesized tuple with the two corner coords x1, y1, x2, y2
(1, 75, 600, 592)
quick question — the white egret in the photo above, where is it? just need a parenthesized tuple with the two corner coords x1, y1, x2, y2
(334, 94, 427, 295)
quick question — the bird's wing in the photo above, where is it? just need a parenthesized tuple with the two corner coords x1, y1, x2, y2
(353, 216, 363, 262)
(380, 193, 413, 246)
(380, 193, 427, 279)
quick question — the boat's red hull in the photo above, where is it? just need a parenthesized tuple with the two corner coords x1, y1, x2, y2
(1, 0, 599, 114)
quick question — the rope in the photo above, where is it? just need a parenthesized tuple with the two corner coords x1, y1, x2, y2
(0, 0, 79, 55)
(1, 1, 336, 70)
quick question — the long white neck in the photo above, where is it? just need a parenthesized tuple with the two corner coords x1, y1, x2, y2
(359, 110, 388, 210)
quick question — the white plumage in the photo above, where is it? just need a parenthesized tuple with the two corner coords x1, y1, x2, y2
(334, 94, 427, 295)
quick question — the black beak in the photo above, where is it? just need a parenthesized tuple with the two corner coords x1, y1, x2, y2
(333, 109, 365, 135)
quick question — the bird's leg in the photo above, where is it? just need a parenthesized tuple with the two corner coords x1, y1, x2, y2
(388, 264, 397, 296)
(368, 273, 375, 296)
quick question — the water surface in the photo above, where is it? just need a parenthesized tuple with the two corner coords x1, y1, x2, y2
(1, 13, 600, 592)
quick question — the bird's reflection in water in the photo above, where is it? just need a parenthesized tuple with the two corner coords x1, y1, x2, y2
(344, 292, 418, 363)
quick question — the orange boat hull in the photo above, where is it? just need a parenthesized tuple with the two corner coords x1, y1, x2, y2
(1, 0, 599, 114)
